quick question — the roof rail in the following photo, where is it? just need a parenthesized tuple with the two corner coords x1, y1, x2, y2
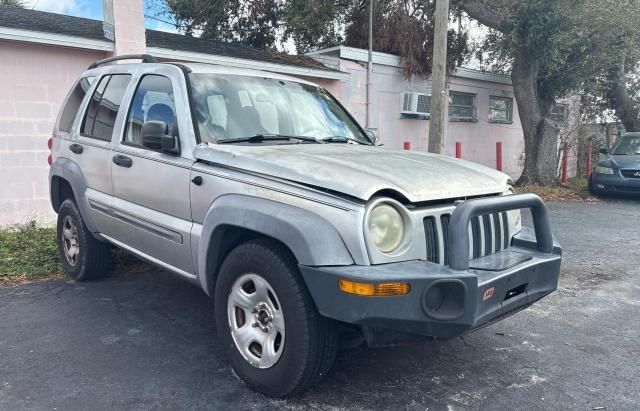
(88, 54, 157, 69)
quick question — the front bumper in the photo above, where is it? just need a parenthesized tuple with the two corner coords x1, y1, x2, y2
(591, 172, 640, 194)
(300, 194, 562, 345)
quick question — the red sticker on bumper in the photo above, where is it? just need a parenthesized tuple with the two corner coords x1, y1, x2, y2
(483, 286, 495, 301)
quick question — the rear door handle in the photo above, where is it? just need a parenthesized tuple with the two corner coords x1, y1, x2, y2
(69, 143, 83, 154)
(112, 154, 133, 168)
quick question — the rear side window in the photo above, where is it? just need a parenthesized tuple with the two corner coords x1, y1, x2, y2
(81, 74, 131, 140)
(58, 76, 95, 132)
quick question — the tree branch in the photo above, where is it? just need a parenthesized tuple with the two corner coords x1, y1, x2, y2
(458, 0, 509, 29)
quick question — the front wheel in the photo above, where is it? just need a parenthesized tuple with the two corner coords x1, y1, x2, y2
(214, 239, 338, 397)
(588, 176, 600, 196)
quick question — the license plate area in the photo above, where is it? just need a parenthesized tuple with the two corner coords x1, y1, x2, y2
(504, 283, 528, 302)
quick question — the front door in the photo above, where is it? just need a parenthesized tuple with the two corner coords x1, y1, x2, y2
(110, 73, 195, 276)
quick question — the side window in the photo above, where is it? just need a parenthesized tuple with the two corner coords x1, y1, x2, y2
(81, 74, 131, 140)
(489, 96, 513, 123)
(124, 75, 177, 147)
(448, 92, 477, 122)
(58, 76, 95, 132)
(550, 103, 569, 124)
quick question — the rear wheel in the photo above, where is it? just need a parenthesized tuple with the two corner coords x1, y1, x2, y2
(56, 199, 112, 281)
(214, 239, 338, 397)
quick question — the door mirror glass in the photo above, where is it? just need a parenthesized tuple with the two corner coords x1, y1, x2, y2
(598, 148, 609, 155)
(141, 120, 180, 155)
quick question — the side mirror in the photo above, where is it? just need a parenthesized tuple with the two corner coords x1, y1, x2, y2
(141, 121, 180, 155)
(598, 148, 609, 155)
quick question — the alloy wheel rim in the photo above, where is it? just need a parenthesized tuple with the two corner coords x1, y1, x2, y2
(62, 216, 80, 266)
(227, 273, 285, 369)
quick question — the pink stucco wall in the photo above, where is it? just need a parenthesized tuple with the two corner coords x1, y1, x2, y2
(320, 59, 526, 178)
(0, 40, 107, 225)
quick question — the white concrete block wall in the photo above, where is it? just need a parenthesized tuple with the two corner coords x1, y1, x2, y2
(0, 40, 106, 226)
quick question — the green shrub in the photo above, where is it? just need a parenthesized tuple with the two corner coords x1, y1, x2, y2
(0, 222, 61, 279)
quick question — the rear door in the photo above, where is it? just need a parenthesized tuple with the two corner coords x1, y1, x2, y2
(70, 73, 132, 237)
(110, 68, 196, 277)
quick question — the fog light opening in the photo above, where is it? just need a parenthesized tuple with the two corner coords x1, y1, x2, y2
(422, 280, 467, 321)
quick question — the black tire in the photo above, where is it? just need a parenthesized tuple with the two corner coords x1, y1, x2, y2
(588, 176, 600, 196)
(214, 239, 338, 397)
(56, 199, 112, 281)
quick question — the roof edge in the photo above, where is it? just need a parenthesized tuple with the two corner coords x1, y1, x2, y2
(0, 25, 113, 52)
(308, 45, 512, 85)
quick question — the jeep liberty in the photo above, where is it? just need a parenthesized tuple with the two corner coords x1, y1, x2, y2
(49, 55, 562, 397)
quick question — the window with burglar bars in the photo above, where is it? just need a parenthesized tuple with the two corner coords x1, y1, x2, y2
(489, 96, 513, 123)
(449, 91, 477, 122)
(550, 103, 569, 124)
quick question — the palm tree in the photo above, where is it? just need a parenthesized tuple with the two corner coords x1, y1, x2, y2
(0, 0, 25, 7)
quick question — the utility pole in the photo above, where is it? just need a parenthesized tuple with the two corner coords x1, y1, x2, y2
(366, 0, 374, 129)
(428, 0, 450, 154)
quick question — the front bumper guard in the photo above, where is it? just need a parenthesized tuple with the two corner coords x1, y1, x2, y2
(300, 194, 562, 343)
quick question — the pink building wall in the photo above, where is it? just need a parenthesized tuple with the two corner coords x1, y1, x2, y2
(0, 40, 107, 225)
(319, 59, 525, 178)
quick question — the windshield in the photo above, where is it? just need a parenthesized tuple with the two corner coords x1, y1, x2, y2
(611, 136, 640, 155)
(188, 74, 371, 145)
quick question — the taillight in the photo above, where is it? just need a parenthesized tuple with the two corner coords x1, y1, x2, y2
(47, 135, 53, 166)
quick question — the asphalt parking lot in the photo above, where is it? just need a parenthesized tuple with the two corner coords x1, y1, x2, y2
(1, 199, 639, 410)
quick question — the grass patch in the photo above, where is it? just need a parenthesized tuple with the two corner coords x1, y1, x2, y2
(0, 222, 62, 284)
(518, 177, 598, 202)
(1, 222, 152, 286)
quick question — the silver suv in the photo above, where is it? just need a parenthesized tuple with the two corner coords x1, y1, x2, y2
(49, 55, 562, 397)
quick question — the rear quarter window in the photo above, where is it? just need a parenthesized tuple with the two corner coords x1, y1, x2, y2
(58, 76, 95, 132)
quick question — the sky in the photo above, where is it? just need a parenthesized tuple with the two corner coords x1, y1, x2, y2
(22, 0, 178, 32)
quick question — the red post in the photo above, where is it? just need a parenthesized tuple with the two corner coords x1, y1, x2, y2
(561, 143, 569, 184)
(496, 142, 503, 172)
(586, 140, 592, 177)
(455, 142, 462, 159)
(403, 141, 411, 150)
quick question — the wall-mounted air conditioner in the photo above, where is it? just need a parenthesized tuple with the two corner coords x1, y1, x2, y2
(400, 92, 432, 116)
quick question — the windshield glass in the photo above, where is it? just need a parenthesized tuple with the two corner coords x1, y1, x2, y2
(188, 74, 371, 144)
(611, 136, 640, 155)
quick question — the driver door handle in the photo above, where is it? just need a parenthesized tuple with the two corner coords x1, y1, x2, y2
(112, 154, 133, 168)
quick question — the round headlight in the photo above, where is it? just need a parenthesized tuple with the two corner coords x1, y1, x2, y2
(368, 204, 404, 253)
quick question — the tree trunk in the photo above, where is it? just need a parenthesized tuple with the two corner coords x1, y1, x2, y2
(609, 56, 640, 132)
(511, 48, 560, 185)
(460, 0, 560, 185)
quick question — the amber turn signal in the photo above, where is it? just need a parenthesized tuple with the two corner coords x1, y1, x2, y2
(338, 279, 410, 296)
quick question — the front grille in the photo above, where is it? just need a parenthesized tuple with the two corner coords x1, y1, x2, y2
(621, 169, 640, 179)
(424, 212, 509, 265)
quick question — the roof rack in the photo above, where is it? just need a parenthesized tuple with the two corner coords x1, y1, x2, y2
(88, 54, 157, 69)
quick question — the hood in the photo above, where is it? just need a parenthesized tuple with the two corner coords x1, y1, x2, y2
(194, 144, 511, 203)
(608, 154, 640, 169)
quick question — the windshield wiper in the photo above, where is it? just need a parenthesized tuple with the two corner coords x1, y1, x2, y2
(320, 136, 371, 145)
(217, 134, 319, 144)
